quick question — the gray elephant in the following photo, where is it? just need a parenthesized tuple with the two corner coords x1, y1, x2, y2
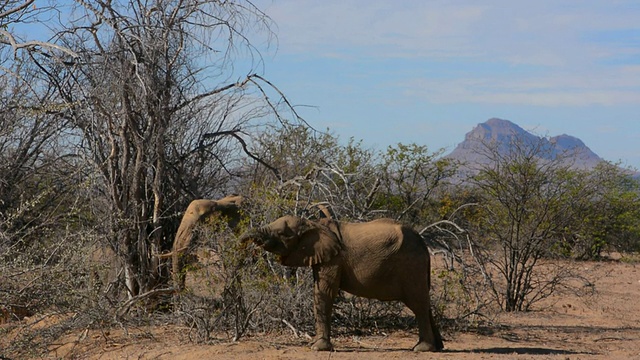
(158, 195, 244, 290)
(239, 215, 444, 352)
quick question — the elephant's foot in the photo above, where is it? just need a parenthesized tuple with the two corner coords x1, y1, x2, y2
(310, 337, 333, 351)
(412, 340, 439, 352)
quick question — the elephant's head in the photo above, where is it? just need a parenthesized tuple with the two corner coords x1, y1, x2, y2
(240, 216, 342, 267)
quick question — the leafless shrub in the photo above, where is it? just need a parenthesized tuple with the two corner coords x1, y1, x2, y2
(0, 227, 122, 358)
(333, 295, 410, 336)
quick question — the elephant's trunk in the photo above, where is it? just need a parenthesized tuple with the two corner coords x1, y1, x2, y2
(239, 227, 266, 245)
(170, 221, 195, 287)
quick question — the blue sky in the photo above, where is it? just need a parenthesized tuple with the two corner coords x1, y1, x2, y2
(253, 0, 640, 170)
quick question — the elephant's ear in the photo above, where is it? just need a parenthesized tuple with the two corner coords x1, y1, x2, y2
(282, 220, 342, 267)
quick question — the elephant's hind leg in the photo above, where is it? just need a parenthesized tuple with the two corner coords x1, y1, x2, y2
(429, 305, 444, 350)
(310, 338, 333, 352)
(403, 296, 443, 352)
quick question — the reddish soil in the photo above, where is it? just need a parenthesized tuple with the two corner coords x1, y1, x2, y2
(4, 259, 640, 359)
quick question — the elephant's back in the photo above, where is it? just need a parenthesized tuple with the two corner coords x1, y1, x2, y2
(339, 220, 429, 268)
(337, 220, 430, 300)
(340, 219, 426, 251)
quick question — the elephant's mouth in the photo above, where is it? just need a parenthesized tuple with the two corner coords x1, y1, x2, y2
(263, 238, 287, 254)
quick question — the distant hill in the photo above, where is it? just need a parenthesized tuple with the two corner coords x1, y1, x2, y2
(445, 118, 606, 176)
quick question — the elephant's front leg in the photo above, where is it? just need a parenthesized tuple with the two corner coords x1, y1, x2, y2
(311, 263, 341, 351)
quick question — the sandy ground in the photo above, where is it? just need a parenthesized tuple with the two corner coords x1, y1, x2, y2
(4, 259, 640, 360)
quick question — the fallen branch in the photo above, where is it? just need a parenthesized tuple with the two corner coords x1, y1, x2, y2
(116, 288, 176, 318)
(268, 316, 312, 339)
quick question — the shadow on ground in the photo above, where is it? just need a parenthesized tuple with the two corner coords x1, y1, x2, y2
(449, 347, 592, 356)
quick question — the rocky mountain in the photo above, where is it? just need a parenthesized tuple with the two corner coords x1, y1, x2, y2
(445, 118, 605, 173)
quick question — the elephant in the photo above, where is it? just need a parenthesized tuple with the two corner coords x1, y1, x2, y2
(239, 215, 444, 352)
(159, 194, 244, 290)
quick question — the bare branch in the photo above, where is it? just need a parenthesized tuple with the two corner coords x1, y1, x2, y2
(0, 30, 80, 58)
(0, 0, 34, 19)
(172, 75, 253, 113)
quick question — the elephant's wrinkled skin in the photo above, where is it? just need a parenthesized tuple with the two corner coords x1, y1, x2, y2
(240, 216, 444, 352)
